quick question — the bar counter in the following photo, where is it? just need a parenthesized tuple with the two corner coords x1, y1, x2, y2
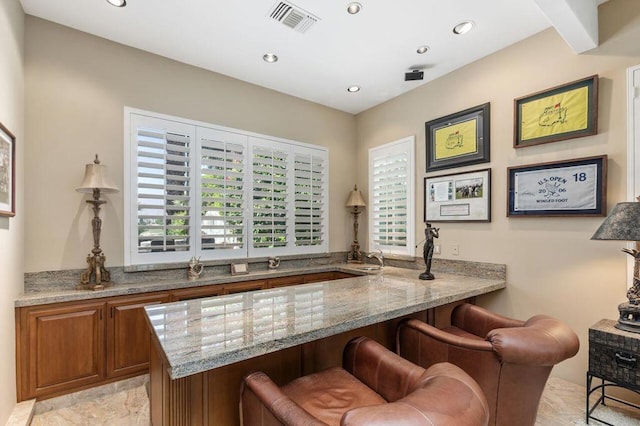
(145, 266, 506, 379)
(145, 265, 505, 425)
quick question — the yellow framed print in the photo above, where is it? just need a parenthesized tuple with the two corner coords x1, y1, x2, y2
(514, 75, 598, 148)
(425, 103, 490, 172)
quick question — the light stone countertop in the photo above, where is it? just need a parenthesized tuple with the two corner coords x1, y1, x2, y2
(15, 264, 370, 307)
(145, 266, 506, 379)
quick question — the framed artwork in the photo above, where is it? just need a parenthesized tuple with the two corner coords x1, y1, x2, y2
(425, 103, 490, 172)
(514, 75, 598, 148)
(0, 122, 15, 217)
(424, 168, 491, 222)
(507, 155, 607, 217)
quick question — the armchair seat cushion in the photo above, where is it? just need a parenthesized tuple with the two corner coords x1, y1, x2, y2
(283, 367, 386, 425)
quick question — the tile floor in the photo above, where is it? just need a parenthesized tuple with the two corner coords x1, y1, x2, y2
(28, 376, 640, 425)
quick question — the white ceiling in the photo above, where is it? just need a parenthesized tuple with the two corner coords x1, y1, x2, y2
(19, 0, 605, 114)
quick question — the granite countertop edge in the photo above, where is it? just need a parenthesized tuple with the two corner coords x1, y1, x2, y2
(16, 264, 365, 307)
(166, 279, 506, 379)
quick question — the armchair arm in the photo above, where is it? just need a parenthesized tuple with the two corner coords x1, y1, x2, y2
(342, 336, 427, 403)
(487, 315, 580, 365)
(241, 371, 327, 426)
(398, 318, 494, 352)
(451, 304, 524, 338)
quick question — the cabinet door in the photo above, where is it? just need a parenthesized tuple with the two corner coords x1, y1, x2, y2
(20, 301, 105, 400)
(106, 293, 169, 378)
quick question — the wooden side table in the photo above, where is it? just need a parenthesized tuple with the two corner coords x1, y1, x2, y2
(587, 319, 640, 424)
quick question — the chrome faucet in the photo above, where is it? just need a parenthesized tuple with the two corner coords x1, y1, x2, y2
(367, 249, 384, 269)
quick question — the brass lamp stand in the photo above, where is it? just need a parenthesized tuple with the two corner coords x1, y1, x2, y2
(346, 185, 366, 263)
(76, 155, 119, 290)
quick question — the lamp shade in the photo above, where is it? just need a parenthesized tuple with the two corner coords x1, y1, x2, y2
(591, 202, 640, 241)
(346, 185, 366, 208)
(76, 156, 119, 194)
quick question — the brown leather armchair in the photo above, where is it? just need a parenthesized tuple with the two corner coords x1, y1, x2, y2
(397, 303, 580, 426)
(240, 336, 489, 425)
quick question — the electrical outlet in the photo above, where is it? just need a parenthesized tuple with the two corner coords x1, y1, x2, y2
(434, 244, 441, 255)
(451, 244, 459, 256)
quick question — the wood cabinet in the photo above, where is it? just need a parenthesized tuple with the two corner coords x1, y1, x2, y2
(302, 271, 336, 283)
(16, 270, 358, 401)
(170, 284, 224, 301)
(222, 279, 266, 294)
(17, 301, 106, 400)
(106, 293, 169, 378)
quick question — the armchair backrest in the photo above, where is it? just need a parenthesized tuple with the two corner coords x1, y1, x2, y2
(343, 336, 430, 402)
(397, 304, 579, 426)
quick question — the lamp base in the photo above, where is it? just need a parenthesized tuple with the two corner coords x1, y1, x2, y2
(78, 252, 113, 291)
(347, 242, 363, 263)
(616, 302, 640, 333)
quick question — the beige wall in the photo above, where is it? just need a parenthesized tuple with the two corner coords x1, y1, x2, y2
(24, 17, 357, 272)
(0, 0, 24, 422)
(356, 0, 640, 385)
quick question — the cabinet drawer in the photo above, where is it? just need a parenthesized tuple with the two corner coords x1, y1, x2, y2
(589, 342, 640, 389)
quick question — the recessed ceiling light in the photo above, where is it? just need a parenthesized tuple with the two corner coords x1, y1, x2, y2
(106, 0, 126, 7)
(347, 85, 360, 93)
(416, 46, 429, 54)
(347, 2, 362, 14)
(453, 21, 474, 35)
(263, 53, 278, 63)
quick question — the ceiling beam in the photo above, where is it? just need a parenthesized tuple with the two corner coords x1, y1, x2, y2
(534, 0, 599, 53)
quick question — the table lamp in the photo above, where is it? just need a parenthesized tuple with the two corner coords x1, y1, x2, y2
(76, 155, 119, 290)
(591, 197, 640, 333)
(346, 185, 366, 263)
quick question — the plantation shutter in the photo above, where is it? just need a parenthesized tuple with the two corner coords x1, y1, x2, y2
(198, 128, 247, 257)
(133, 119, 193, 260)
(251, 140, 290, 251)
(125, 109, 330, 266)
(294, 149, 326, 248)
(369, 137, 415, 256)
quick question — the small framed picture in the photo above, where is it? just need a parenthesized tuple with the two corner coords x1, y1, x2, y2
(507, 155, 607, 217)
(231, 263, 249, 275)
(425, 103, 490, 172)
(0, 122, 15, 217)
(424, 168, 491, 222)
(514, 75, 598, 148)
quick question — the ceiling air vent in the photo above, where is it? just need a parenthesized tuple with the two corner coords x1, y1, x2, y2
(268, 1, 320, 34)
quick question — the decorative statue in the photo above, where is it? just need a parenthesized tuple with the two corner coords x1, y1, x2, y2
(187, 256, 204, 279)
(268, 256, 281, 270)
(419, 223, 439, 280)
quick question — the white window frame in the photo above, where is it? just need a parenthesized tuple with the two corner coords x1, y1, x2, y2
(368, 136, 415, 257)
(124, 107, 328, 267)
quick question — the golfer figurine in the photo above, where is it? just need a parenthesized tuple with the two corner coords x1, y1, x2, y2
(419, 223, 439, 280)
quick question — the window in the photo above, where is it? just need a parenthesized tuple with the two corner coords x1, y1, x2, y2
(368, 136, 415, 256)
(125, 109, 328, 266)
